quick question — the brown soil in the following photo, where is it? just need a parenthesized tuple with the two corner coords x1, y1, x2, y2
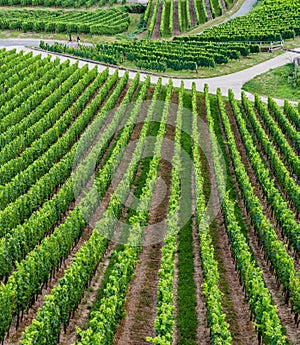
(57, 242, 117, 345)
(5, 225, 94, 345)
(58, 117, 152, 345)
(226, 101, 299, 270)
(113, 100, 175, 345)
(220, 0, 226, 11)
(204, 0, 213, 20)
(3, 80, 133, 345)
(219, 100, 300, 344)
(173, 1, 181, 35)
(267, 106, 299, 153)
(248, 103, 299, 217)
(200, 97, 257, 345)
(152, 2, 163, 39)
(58, 86, 155, 345)
(188, 0, 198, 27)
(190, 171, 211, 344)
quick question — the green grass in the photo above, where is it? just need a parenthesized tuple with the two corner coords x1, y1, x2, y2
(243, 63, 300, 102)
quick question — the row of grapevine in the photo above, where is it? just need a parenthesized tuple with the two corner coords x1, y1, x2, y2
(148, 0, 160, 36)
(148, 81, 184, 344)
(267, 97, 300, 153)
(208, 87, 287, 344)
(227, 90, 300, 318)
(0, 69, 112, 281)
(197, 85, 232, 343)
(283, 100, 300, 132)
(42, 39, 259, 72)
(237, 94, 300, 253)
(186, 0, 300, 42)
(17, 74, 151, 345)
(0, 8, 130, 34)
(159, 0, 167, 36)
(76, 79, 172, 345)
(0, 69, 137, 343)
(243, 94, 300, 211)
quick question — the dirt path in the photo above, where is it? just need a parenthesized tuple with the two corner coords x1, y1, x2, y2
(219, 100, 300, 345)
(173, 1, 181, 35)
(188, 0, 198, 27)
(204, 0, 213, 20)
(152, 2, 163, 39)
(190, 172, 211, 344)
(200, 98, 257, 345)
(3, 81, 132, 345)
(113, 101, 175, 345)
(220, 0, 226, 11)
(57, 241, 116, 345)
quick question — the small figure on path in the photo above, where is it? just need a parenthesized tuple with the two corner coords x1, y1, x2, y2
(77, 36, 80, 44)
(69, 34, 72, 42)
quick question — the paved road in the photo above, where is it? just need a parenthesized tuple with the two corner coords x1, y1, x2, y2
(229, 0, 257, 20)
(0, 39, 298, 105)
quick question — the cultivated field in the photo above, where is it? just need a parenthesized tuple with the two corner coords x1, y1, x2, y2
(0, 0, 299, 344)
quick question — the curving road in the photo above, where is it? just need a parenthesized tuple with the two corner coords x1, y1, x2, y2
(228, 0, 258, 20)
(0, 38, 298, 105)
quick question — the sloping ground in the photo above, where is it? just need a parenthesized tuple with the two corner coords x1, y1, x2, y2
(3, 41, 298, 105)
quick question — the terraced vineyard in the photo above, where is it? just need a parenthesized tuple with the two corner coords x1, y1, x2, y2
(0, 45, 299, 345)
(145, 0, 235, 38)
(37, 0, 300, 72)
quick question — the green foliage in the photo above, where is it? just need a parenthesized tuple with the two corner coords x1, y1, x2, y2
(187, 0, 300, 42)
(227, 90, 300, 317)
(42, 39, 259, 72)
(0, 8, 130, 35)
(209, 88, 290, 344)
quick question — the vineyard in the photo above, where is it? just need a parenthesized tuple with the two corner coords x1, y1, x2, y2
(0, 8, 130, 35)
(0, 44, 299, 345)
(0, 0, 126, 7)
(0, 0, 300, 344)
(40, 39, 259, 71)
(35, 0, 300, 72)
(144, 0, 235, 38)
